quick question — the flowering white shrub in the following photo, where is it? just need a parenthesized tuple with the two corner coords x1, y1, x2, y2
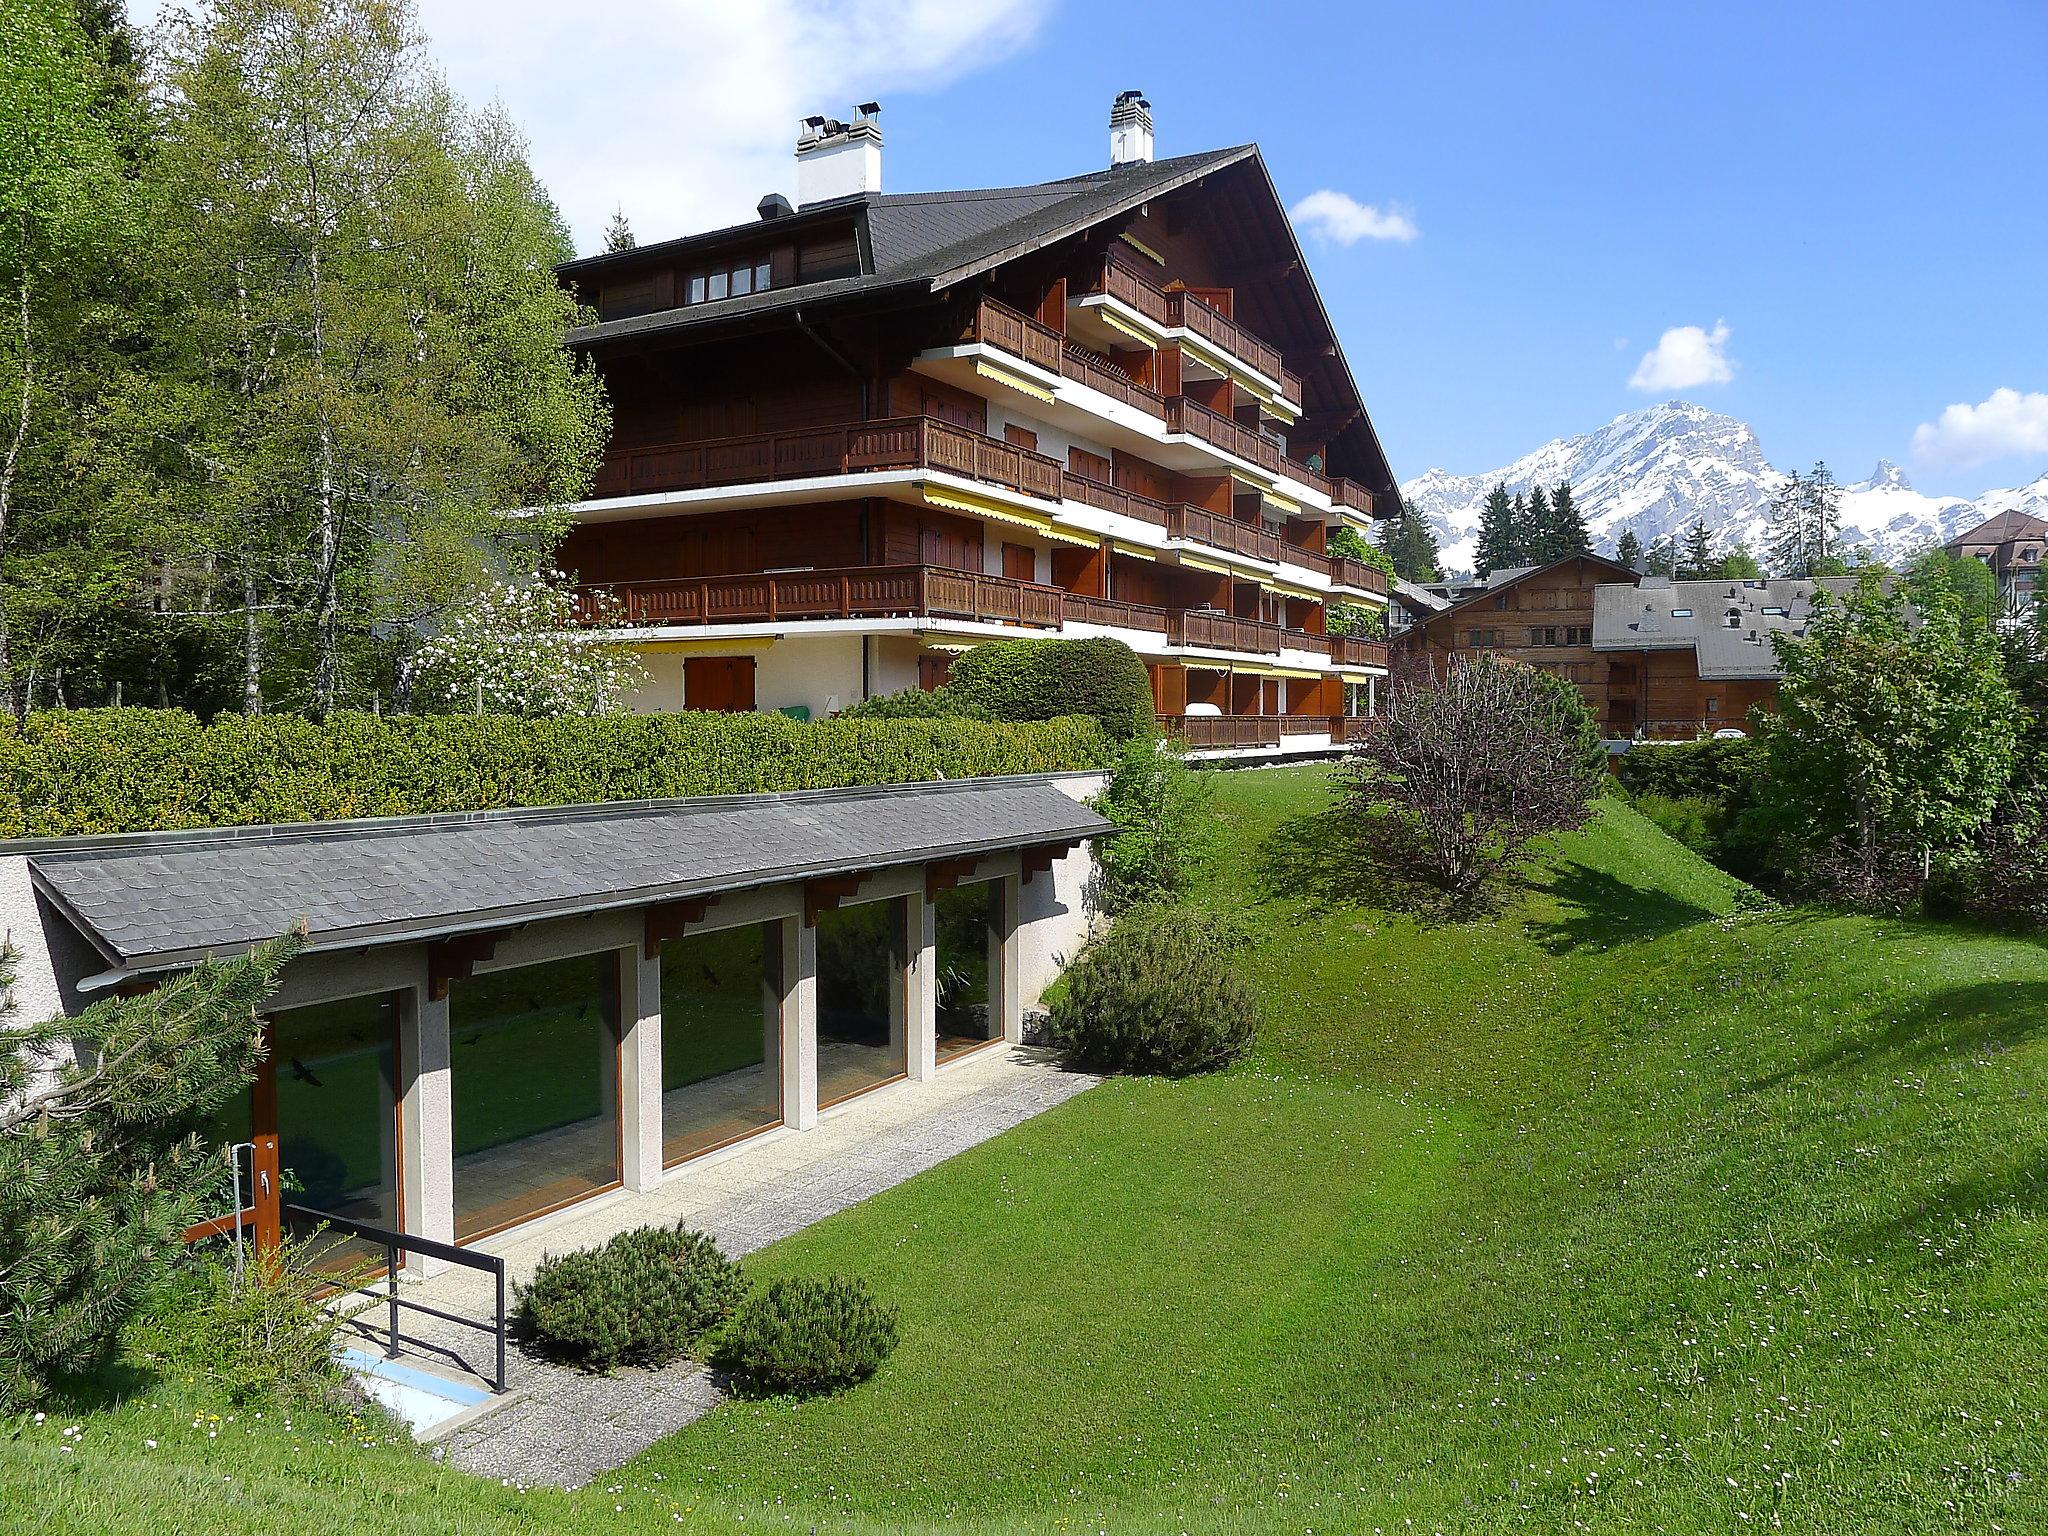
(411, 575, 647, 718)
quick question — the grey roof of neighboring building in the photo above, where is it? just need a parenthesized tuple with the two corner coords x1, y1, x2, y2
(1945, 508, 2048, 549)
(563, 148, 1255, 350)
(1592, 575, 1858, 679)
(24, 775, 1109, 981)
(1391, 577, 1449, 614)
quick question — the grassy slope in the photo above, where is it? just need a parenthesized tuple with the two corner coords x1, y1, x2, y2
(8, 766, 2048, 1533)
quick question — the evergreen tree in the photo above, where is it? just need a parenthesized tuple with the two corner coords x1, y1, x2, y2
(602, 205, 634, 253)
(1767, 462, 1844, 579)
(1380, 498, 1441, 583)
(1475, 483, 1516, 577)
(1645, 534, 1679, 578)
(1547, 481, 1590, 559)
(1615, 528, 1643, 570)
(1681, 519, 1715, 578)
(0, 929, 303, 1408)
(1522, 486, 1550, 565)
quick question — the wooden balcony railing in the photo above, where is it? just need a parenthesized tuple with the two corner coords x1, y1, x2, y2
(1285, 629, 1332, 656)
(966, 296, 1063, 374)
(1093, 257, 1173, 326)
(1165, 290, 1292, 398)
(1061, 471, 1170, 527)
(1064, 592, 1173, 635)
(1166, 503, 1287, 565)
(1330, 478, 1376, 515)
(1330, 635, 1389, 668)
(1158, 714, 1283, 749)
(1175, 610, 1284, 654)
(1165, 397, 1284, 475)
(593, 415, 1064, 504)
(1326, 555, 1390, 594)
(576, 565, 1066, 630)
(1058, 343, 1167, 418)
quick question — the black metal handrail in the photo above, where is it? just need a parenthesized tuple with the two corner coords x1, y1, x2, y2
(285, 1202, 508, 1393)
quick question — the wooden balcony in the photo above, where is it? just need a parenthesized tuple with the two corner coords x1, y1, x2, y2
(1175, 610, 1283, 654)
(1061, 471, 1170, 527)
(1165, 290, 1293, 399)
(576, 565, 1065, 630)
(1330, 635, 1388, 668)
(1158, 714, 1365, 749)
(1285, 629, 1332, 656)
(1166, 503, 1287, 565)
(1058, 343, 1166, 419)
(1165, 396, 1284, 475)
(1092, 258, 1172, 326)
(1327, 556, 1390, 595)
(1064, 591, 1173, 635)
(1330, 479, 1377, 515)
(965, 296, 1063, 374)
(593, 415, 1064, 504)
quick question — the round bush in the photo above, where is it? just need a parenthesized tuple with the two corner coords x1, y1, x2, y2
(945, 637, 1155, 741)
(714, 1275, 899, 1394)
(1047, 907, 1258, 1075)
(517, 1224, 745, 1372)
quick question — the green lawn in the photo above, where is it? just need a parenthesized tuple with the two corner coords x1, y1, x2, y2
(8, 764, 2048, 1533)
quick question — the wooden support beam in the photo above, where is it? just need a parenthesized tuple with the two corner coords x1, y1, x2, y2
(643, 896, 712, 958)
(804, 873, 871, 927)
(426, 931, 499, 1002)
(1021, 840, 1082, 883)
(924, 857, 985, 901)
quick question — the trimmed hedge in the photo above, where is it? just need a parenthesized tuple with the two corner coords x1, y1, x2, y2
(946, 637, 1156, 742)
(0, 708, 1108, 839)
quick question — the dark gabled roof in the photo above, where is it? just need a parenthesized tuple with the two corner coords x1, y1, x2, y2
(563, 148, 1253, 350)
(25, 775, 1109, 983)
(1945, 508, 2048, 548)
(1592, 575, 1859, 679)
(1420, 552, 1641, 626)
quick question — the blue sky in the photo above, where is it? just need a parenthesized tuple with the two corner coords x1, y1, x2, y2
(404, 0, 2048, 497)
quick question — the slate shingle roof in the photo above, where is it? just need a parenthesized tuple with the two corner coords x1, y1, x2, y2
(1592, 576, 1859, 679)
(25, 776, 1109, 978)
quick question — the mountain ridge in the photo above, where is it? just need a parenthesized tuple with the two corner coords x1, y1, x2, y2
(1400, 401, 2048, 575)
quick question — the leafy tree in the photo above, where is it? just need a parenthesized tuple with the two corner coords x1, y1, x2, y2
(1379, 497, 1441, 582)
(0, 929, 301, 1409)
(1680, 519, 1716, 578)
(1717, 542, 1764, 580)
(1760, 570, 2019, 904)
(602, 206, 635, 253)
(1907, 548, 1999, 630)
(0, 0, 131, 717)
(1614, 528, 1643, 570)
(1767, 462, 1842, 579)
(1474, 483, 1516, 578)
(1328, 522, 1395, 580)
(136, 0, 607, 715)
(1340, 654, 1606, 913)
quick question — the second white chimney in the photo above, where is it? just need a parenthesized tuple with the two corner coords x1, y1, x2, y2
(796, 103, 882, 205)
(1110, 90, 1153, 166)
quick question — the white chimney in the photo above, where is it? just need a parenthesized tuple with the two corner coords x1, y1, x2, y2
(795, 103, 882, 206)
(1109, 90, 1153, 166)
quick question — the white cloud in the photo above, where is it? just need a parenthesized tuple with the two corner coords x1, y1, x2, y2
(1627, 321, 1736, 392)
(1288, 189, 1419, 246)
(1911, 388, 2048, 471)
(136, 0, 1053, 251)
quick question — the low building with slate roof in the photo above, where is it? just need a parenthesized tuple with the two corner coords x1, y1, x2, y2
(0, 771, 1109, 1271)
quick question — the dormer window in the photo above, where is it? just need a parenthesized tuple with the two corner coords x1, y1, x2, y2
(687, 256, 773, 306)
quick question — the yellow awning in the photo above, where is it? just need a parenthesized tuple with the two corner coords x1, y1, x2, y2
(1232, 663, 1324, 681)
(1261, 490, 1301, 517)
(922, 487, 1098, 547)
(974, 359, 1055, 403)
(1097, 308, 1158, 348)
(1263, 579, 1322, 600)
(1118, 232, 1166, 265)
(1175, 552, 1237, 577)
(1109, 538, 1156, 559)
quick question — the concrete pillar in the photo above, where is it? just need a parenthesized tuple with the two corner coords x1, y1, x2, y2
(398, 981, 454, 1277)
(994, 872, 1024, 1044)
(904, 890, 938, 1081)
(774, 916, 818, 1130)
(618, 945, 664, 1192)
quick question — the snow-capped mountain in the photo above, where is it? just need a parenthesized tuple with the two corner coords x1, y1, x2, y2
(1401, 400, 2047, 575)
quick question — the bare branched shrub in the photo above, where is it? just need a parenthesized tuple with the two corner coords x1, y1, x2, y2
(1340, 655, 1605, 914)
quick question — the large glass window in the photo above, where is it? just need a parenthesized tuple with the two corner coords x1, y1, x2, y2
(660, 924, 780, 1165)
(935, 882, 1001, 1063)
(815, 899, 906, 1107)
(274, 995, 401, 1235)
(449, 953, 620, 1242)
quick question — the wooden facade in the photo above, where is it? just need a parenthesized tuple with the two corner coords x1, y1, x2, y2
(553, 141, 1396, 738)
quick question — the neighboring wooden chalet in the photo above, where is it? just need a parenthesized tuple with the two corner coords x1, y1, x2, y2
(550, 95, 1397, 755)
(1396, 554, 1856, 738)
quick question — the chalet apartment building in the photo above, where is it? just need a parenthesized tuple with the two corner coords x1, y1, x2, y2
(1944, 508, 2048, 610)
(1397, 553, 1856, 738)
(552, 95, 1396, 754)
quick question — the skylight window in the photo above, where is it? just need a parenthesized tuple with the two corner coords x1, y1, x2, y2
(1670, 608, 1693, 618)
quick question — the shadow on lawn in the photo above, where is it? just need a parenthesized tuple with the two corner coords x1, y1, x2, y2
(1748, 977, 2048, 1093)
(1526, 863, 1722, 954)
(1843, 1145, 2048, 1265)
(1254, 803, 1477, 921)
